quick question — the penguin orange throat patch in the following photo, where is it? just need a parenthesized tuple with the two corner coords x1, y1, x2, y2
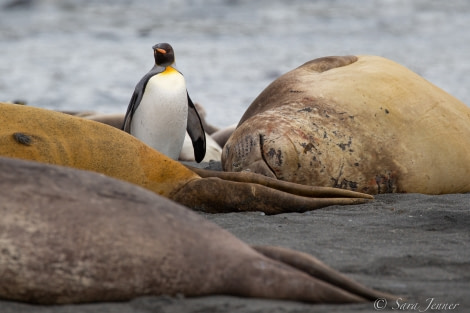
(161, 66, 179, 75)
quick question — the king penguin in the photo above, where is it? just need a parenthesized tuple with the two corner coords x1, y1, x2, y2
(122, 43, 206, 162)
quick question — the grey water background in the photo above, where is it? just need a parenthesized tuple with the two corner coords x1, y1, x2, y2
(1, 0, 469, 128)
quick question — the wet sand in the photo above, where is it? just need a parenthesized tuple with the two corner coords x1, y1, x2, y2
(2, 190, 468, 312)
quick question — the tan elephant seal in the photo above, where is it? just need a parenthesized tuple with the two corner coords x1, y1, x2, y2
(84, 112, 125, 128)
(0, 157, 394, 304)
(83, 112, 223, 162)
(193, 102, 220, 134)
(211, 123, 237, 147)
(222, 55, 470, 194)
(82, 102, 219, 135)
(179, 131, 222, 162)
(0, 102, 371, 214)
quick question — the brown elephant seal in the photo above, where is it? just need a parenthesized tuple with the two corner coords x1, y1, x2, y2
(83, 112, 222, 162)
(84, 112, 125, 128)
(83, 102, 219, 135)
(0, 156, 394, 304)
(211, 123, 237, 147)
(179, 131, 222, 162)
(193, 102, 220, 134)
(0, 102, 371, 214)
(222, 55, 470, 194)
(80, 104, 222, 162)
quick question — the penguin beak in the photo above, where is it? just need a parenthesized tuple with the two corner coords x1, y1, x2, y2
(156, 48, 167, 54)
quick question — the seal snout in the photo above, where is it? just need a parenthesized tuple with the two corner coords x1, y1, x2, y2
(223, 130, 278, 179)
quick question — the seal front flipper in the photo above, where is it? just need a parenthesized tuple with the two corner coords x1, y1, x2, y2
(171, 177, 372, 215)
(186, 93, 206, 163)
(187, 166, 373, 199)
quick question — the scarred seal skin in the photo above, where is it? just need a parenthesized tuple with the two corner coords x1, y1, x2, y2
(222, 55, 470, 194)
(0, 157, 394, 304)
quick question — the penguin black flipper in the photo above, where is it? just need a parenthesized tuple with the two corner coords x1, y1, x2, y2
(121, 66, 164, 132)
(121, 91, 139, 132)
(186, 92, 206, 163)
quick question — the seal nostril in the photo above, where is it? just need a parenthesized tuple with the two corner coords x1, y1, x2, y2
(13, 133, 32, 146)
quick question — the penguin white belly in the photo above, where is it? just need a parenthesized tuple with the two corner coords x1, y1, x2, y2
(131, 70, 188, 159)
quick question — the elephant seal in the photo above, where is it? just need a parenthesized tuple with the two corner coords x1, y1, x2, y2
(179, 131, 222, 162)
(83, 102, 220, 135)
(83, 112, 222, 162)
(84, 112, 125, 129)
(0, 102, 371, 214)
(222, 55, 470, 194)
(81, 102, 222, 162)
(0, 157, 393, 304)
(211, 123, 237, 147)
(193, 102, 220, 135)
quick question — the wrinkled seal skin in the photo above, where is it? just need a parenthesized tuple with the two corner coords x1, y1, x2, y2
(223, 55, 470, 194)
(0, 102, 372, 214)
(0, 157, 394, 304)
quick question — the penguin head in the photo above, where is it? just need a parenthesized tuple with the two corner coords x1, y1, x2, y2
(152, 43, 175, 67)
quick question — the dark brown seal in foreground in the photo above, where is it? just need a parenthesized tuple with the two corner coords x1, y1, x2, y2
(0, 157, 394, 304)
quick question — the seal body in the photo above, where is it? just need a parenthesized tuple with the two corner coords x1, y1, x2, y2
(0, 102, 199, 199)
(81, 104, 222, 162)
(84, 113, 125, 129)
(179, 131, 222, 162)
(222, 55, 470, 194)
(0, 157, 392, 304)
